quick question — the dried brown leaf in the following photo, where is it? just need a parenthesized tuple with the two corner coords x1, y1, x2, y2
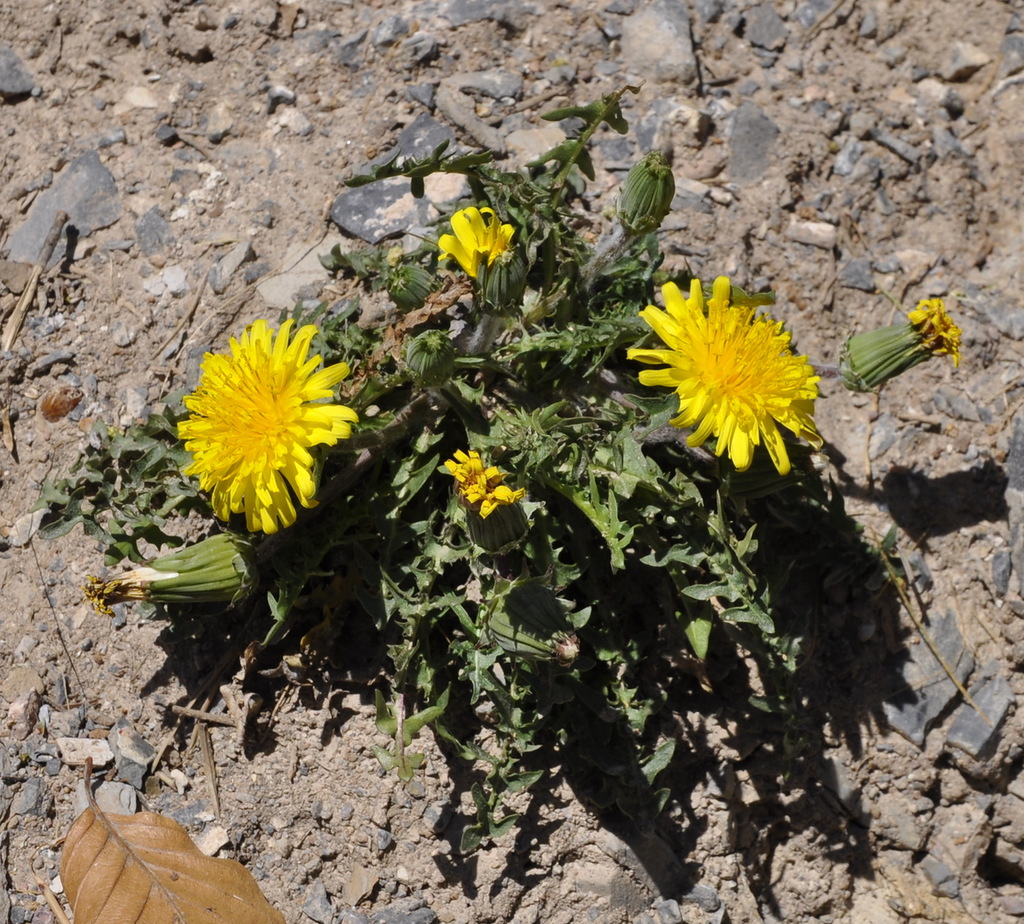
(60, 782, 285, 924)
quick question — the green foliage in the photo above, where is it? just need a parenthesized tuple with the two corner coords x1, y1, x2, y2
(37, 87, 885, 850)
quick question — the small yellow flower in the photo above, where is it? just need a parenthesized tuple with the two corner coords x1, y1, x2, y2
(437, 207, 515, 279)
(445, 449, 525, 519)
(908, 298, 961, 367)
(628, 276, 822, 475)
(178, 319, 358, 534)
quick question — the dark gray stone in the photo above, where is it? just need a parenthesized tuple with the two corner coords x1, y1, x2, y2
(946, 664, 1015, 758)
(136, 207, 175, 256)
(999, 34, 1024, 79)
(406, 83, 436, 109)
(834, 137, 865, 176)
(303, 882, 333, 924)
(932, 385, 985, 423)
(329, 177, 434, 244)
(728, 103, 779, 184)
(838, 258, 874, 291)
(422, 800, 452, 834)
(746, 4, 788, 51)
(883, 607, 975, 745)
(338, 912, 370, 924)
(395, 112, 457, 160)
(6, 150, 122, 265)
(0, 45, 35, 98)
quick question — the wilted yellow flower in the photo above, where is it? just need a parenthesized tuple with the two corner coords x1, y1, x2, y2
(437, 207, 514, 279)
(908, 298, 961, 366)
(840, 297, 962, 391)
(628, 276, 822, 476)
(84, 533, 257, 617)
(178, 319, 358, 534)
(445, 449, 525, 519)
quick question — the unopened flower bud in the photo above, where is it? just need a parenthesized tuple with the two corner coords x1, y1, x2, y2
(487, 579, 580, 665)
(405, 330, 456, 387)
(618, 151, 676, 235)
(387, 264, 435, 311)
(480, 247, 528, 312)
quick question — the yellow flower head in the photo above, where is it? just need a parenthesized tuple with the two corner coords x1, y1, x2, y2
(437, 207, 515, 279)
(178, 319, 358, 534)
(908, 298, 961, 367)
(445, 449, 525, 519)
(628, 276, 822, 476)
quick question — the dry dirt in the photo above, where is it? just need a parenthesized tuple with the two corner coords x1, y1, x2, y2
(2, 1, 1024, 923)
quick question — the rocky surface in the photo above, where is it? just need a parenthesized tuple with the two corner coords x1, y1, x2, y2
(2, 1, 1024, 922)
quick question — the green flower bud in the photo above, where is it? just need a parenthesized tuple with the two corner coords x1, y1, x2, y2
(404, 330, 456, 387)
(84, 533, 258, 616)
(617, 151, 676, 235)
(486, 579, 580, 665)
(387, 264, 434, 311)
(479, 246, 527, 312)
(466, 501, 529, 554)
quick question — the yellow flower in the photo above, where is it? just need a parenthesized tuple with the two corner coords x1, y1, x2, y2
(445, 449, 525, 519)
(628, 276, 822, 475)
(178, 319, 358, 533)
(437, 207, 515, 279)
(908, 298, 961, 367)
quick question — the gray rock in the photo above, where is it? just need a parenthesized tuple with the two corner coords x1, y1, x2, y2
(871, 129, 921, 164)
(883, 607, 975, 745)
(693, 0, 724, 23)
(209, 240, 255, 294)
(369, 909, 436, 924)
(136, 207, 174, 256)
(450, 69, 523, 100)
(329, 177, 434, 244)
(794, 0, 835, 29)
(979, 297, 1024, 340)
(728, 103, 779, 184)
(999, 34, 1024, 79)
(395, 111, 458, 159)
(859, 7, 878, 39)
(11, 777, 51, 817)
(302, 881, 334, 924)
(620, 0, 697, 85)
(946, 663, 1015, 758)
(442, 0, 530, 29)
(402, 32, 439, 65)
(838, 258, 875, 291)
(932, 385, 984, 423)
(6, 150, 122, 265)
(920, 855, 959, 898)
(108, 720, 156, 789)
(338, 912, 370, 924)
(422, 800, 452, 834)
(371, 14, 409, 46)
(1010, 416, 1024, 597)
(406, 82, 436, 109)
(746, 4, 788, 51)
(267, 85, 296, 113)
(993, 549, 1012, 597)
(941, 42, 991, 81)
(0, 45, 35, 98)
(874, 791, 931, 851)
(653, 898, 682, 923)
(834, 136, 864, 175)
